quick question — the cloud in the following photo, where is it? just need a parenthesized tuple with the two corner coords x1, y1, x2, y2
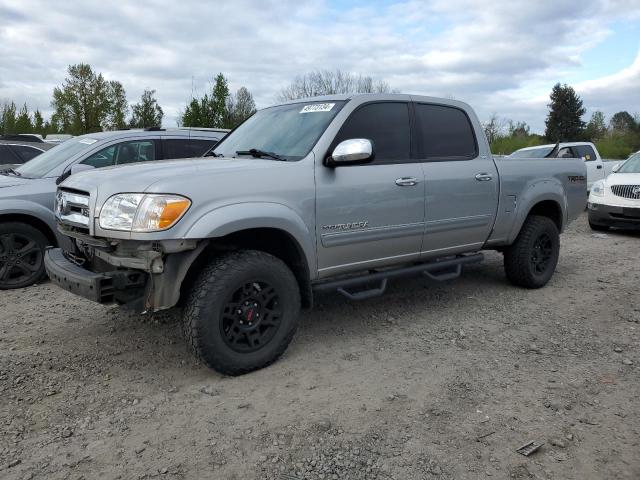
(0, 0, 638, 131)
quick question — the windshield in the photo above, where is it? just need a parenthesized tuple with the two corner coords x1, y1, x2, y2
(509, 146, 554, 158)
(618, 154, 640, 174)
(15, 137, 98, 178)
(213, 101, 346, 161)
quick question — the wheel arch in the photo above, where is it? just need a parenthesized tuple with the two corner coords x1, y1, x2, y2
(0, 212, 58, 246)
(179, 227, 313, 310)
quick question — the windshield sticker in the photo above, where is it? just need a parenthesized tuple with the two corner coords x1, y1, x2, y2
(79, 138, 97, 145)
(300, 103, 335, 114)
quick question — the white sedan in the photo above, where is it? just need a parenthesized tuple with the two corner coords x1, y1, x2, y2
(588, 152, 640, 231)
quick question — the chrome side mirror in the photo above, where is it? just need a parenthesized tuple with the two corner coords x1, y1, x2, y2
(327, 139, 373, 167)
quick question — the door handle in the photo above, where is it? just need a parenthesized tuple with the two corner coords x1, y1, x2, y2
(475, 173, 493, 181)
(596, 165, 602, 169)
(395, 177, 419, 186)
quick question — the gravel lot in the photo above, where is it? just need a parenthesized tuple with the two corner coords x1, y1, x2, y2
(1, 213, 638, 480)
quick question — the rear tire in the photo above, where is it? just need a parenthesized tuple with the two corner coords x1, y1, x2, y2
(182, 250, 301, 376)
(0, 222, 48, 290)
(504, 215, 560, 289)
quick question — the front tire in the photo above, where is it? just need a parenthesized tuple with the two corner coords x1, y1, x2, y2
(0, 222, 48, 290)
(182, 250, 301, 376)
(504, 215, 560, 289)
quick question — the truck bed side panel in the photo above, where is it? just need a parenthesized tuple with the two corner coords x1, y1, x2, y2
(486, 157, 586, 246)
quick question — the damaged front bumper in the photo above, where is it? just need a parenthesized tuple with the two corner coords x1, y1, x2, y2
(44, 247, 147, 306)
(45, 226, 208, 312)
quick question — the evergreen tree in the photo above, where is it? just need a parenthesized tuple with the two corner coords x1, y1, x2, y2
(33, 109, 45, 134)
(544, 83, 586, 141)
(1, 102, 17, 134)
(179, 73, 232, 128)
(130, 89, 163, 128)
(14, 103, 33, 133)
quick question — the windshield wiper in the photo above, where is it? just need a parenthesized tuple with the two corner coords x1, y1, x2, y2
(0, 167, 22, 176)
(235, 149, 287, 161)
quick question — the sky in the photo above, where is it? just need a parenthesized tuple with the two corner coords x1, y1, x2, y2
(0, 0, 639, 133)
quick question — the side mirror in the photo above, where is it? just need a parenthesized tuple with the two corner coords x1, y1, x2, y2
(326, 139, 373, 167)
(612, 162, 622, 173)
(70, 163, 95, 175)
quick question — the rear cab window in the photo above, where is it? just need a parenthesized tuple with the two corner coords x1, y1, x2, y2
(11, 145, 43, 162)
(0, 145, 20, 164)
(413, 103, 478, 160)
(573, 145, 597, 161)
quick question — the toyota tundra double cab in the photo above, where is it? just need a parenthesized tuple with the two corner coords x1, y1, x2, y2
(44, 94, 586, 375)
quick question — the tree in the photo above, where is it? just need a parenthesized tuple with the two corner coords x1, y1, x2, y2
(278, 69, 393, 101)
(224, 86, 256, 128)
(507, 120, 530, 138)
(180, 73, 232, 128)
(105, 81, 128, 130)
(33, 109, 45, 134)
(482, 113, 503, 145)
(585, 111, 607, 140)
(14, 103, 33, 133)
(51, 63, 113, 134)
(544, 83, 586, 141)
(130, 89, 163, 128)
(1, 101, 17, 134)
(609, 111, 636, 133)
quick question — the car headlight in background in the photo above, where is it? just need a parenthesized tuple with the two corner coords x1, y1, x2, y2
(99, 193, 191, 232)
(591, 180, 605, 197)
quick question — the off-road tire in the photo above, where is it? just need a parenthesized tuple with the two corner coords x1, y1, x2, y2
(504, 215, 560, 289)
(0, 222, 49, 290)
(182, 250, 301, 376)
(588, 220, 610, 232)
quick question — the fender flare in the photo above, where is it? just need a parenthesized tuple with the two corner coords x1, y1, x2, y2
(507, 179, 567, 243)
(184, 202, 316, 275)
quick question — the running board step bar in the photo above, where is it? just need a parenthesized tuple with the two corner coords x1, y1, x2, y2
(312, 253, 484, 301)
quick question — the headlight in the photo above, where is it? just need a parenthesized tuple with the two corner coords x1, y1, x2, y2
(591, 180, 605, 197)
(99, 193, 191, 232)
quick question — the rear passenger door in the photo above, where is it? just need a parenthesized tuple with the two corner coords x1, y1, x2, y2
(573, 144, 603, 188)
(315, 102, 425, 276)
(414, 103, 499, 257)
(162, 138, 219, 159)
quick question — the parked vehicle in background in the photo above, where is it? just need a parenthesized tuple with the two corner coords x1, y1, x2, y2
(0, 128, 227, 290)
(44, 134, 74, 144)
(0, 134, 45, 143)
(510, 142, 615, 190)
(45, 94, 586, 375)
(0, 139, 55, 170)
(588, 151, 640, 231)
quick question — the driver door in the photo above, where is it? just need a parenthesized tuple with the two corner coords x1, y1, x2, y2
(315, 102, 425, 277)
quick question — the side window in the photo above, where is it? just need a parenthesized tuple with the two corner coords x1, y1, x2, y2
(11, 145, 43, 162)
(414, 104, 478, 160)
(333, 102, 410, 163)
(574, 145, 596, 161)
(0, 145, 20, 164)
(163, 139, 218, 159)
(82, 140, 157, 168)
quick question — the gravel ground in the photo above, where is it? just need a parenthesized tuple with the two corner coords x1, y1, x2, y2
(1, 213, 638, 480)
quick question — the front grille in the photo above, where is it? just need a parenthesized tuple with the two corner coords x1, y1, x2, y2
(56, 188, 91, 228)
(611, 185, 640, 200)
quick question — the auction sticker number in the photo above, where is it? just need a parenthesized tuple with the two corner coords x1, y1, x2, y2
(300, 103, 335, 113)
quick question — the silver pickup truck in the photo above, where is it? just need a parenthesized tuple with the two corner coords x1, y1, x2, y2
(44, 94, 586, 375)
